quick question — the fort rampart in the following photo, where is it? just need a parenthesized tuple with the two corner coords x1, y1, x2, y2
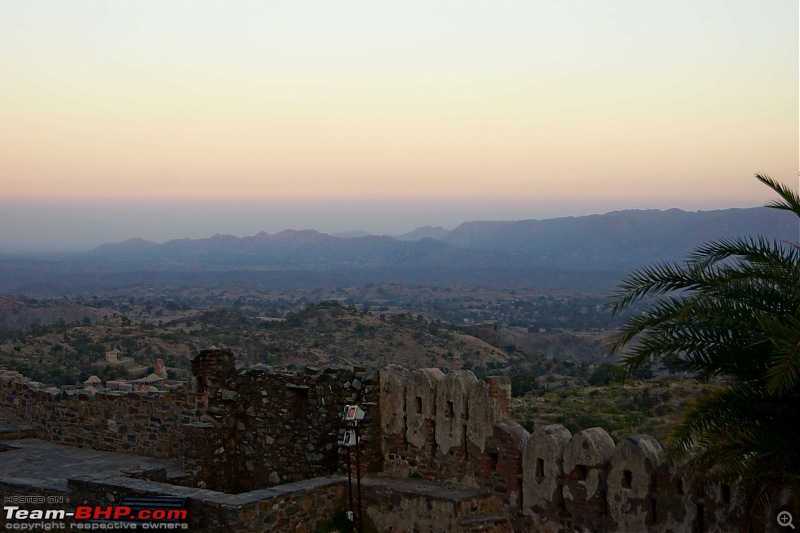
(378, 365, 743, 533)
(0, 354, 751, 532)
(187, 349, 380, 493)
(0, 368, 198, 458)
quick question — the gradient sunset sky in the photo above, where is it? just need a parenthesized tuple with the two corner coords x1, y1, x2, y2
(1, 1, 797, 252)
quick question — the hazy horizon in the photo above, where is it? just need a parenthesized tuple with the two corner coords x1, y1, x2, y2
(1, 1, 797, 253)
(0, 198, 774, 254)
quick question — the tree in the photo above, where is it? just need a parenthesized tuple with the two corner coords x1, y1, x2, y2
(587, 363, 623, 386)
(608, 175, 800, 519)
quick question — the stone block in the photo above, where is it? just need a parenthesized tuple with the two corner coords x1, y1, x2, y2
(378, 365, 410, 438)
(435, 370, 477, 453)
(523, 424, 571, 520)
(562, 427, 615, 521)
(405, 368, 444, 450)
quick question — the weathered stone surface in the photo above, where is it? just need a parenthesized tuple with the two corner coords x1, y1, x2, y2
(220, 389, 238, 401)
(0, 370, 198, 460)
(68, 473, 348, 533)
(607, 434, 663, 531)
(0, 360, 753, 533)
(489, 420, 529, 511)
(187, 352, 380, 493)
(378, 365, 412, 476)
(522, 424, 571, 523)
(378, 365, 409, 437)
(363, 476, 512, 533)
(562, 427, 615, 523)
(484, 376, 512, 419)
(405, 368, 443, 450)
(434, 370, 477, 453)
(465, 380, 493, 453)
(191, 349, 236, 390)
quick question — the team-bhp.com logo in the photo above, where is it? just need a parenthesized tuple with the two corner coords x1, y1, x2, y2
(4, 501, 189, 530)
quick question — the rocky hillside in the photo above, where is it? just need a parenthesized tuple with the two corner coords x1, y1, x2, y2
(0, 295, 102, 329)
(0, 301, 508, 386)
(166, 301, 509, 370)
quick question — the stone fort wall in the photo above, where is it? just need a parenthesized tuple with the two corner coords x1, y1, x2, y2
(0, 351, 380, 496)
(0, 368, 199, 458)
(379, 365, 743, 533)
(0, 355, 751, 532)
(187, 349, 380, 493)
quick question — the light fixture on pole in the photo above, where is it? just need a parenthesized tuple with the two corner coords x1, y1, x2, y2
(342, 404, 365, 533)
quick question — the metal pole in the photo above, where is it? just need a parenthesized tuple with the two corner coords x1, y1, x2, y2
(346, 442, 354, 533)
(355, 423, 363, 533)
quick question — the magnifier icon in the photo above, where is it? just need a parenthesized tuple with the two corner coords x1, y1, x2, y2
(778, 511, 795, 529)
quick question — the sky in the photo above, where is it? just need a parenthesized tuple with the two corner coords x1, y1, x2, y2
(0, 1, 797, 252)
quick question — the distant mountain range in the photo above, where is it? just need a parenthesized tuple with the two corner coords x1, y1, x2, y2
(90, 230, 507, 270)
(395, 226, 451, 241)
(0, 207, 795, 296)
(441, 207, 798, 268)
(90, 207, 796, 270)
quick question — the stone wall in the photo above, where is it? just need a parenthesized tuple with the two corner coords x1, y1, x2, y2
(68, 473, 348, 533)
(362, 476, 513, 533)
(0, 369, 200, 458)
(379, 366, 744, 533)
(188, 349, 380, 493)
(0, 357, 761, 532)
(524, 427, 746, 532)
(0, 353, 380, 495)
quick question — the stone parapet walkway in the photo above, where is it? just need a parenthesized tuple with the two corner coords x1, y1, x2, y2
(0, 407, 37, 440)
(361, 475, 514, 532)
(0, 437, 188, 493)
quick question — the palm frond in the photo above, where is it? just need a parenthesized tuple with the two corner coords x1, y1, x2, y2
(608, 261, 703, 314)
(607, 175, 800, 519)
(689, 235, 800, 272)
(756, 173, 800, 217)
(761, 313, 800, 393)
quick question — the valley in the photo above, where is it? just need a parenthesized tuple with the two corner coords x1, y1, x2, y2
(0, 284, 683, 442)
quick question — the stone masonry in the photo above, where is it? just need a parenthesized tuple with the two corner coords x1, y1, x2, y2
(0, 369, 198, 458)
(187, 349, 380, 493)
(378, 365, 746, 532)
(0, 354, 771, 532)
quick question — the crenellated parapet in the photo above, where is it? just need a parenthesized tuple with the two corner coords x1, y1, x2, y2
(522, 426, 744, 532)
(379, 366, 744, 533)
(0, 359, 749, 532)
(379, 366, 526, 519)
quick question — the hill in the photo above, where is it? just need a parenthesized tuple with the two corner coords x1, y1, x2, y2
(0, 301, 508, 386)
(89, 207, 794, 271)
(512, 376, 704, 442)
(442, 207, 796, 268)
(167, 301, 510, 370)
(395, 226, 451, 241)
(0, 295, 102, 329)
(0, 206, 794, 296)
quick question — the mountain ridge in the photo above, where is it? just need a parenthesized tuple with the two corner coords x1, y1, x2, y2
(89, 206, 796, 270)
(3, 206, 792, 296)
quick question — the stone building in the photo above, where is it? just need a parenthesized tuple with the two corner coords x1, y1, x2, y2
(105, 347, 123, 363)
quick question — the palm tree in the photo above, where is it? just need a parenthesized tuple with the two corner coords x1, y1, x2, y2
(608, 174, 800, 518)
